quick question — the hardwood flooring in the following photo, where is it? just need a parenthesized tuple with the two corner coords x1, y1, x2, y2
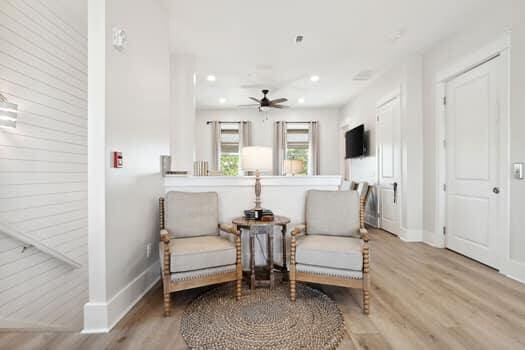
(2, 229, 525, 350)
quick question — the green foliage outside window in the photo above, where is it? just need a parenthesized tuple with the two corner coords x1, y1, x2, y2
(220, 154, 239, 176)
(287, 148, 309, 175)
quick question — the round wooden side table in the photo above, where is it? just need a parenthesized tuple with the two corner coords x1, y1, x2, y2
(232, 215, 290, 289)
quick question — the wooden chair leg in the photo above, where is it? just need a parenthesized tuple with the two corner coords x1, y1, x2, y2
(163, 289, 171, 317)
(235, 234, 242, 300)
(363, 288, 370, 315)
(290, 235, 297, 302)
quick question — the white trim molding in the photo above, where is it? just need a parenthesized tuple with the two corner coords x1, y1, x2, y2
(83, 261, 160, 333)
(399, 228, 423, 242)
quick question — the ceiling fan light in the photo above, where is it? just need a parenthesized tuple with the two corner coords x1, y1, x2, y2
(298, 97, 305, 104)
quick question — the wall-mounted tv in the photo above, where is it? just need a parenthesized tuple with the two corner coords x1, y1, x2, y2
(345, 124, 366, 159)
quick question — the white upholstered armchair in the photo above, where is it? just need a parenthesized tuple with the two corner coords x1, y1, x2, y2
(290, 187, 371, 314)
(159, 191, 242, 316)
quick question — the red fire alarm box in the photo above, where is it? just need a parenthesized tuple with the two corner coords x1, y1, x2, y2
(112, 151, 123, 168)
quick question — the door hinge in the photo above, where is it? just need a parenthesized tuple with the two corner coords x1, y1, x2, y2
(442, 139, 446, 148)
(443, 96, 447, 106)
(443, 226, 447, 235)
(376, 115, 379, 122)
(443, 184, 447, 192)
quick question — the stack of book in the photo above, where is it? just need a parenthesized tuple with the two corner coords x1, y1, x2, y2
(243, 209, 274, 221)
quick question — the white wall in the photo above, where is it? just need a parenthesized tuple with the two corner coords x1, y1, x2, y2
(422, 0, 525, 245)
(0, 0, 88, 330)
(339, 66, 404, 226)
(509, 23, 525, 267)
(84, 0, 170, 332)
(196, 108, 341, 175)
(341, 0, 525, 279)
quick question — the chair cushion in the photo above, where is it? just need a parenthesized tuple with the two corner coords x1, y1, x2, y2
(306, 190, 360, 236)
(295, 235, 363, 271)
(165, 191, 219, 237)
(166, 236, 236, 273)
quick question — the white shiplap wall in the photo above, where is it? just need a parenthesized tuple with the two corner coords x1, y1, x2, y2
(0, 0, 87, 330)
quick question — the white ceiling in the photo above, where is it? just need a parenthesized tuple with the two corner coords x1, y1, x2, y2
(164, 0, 491, 109)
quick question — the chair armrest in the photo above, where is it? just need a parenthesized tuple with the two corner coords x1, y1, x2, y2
(360, 228, 369, 242)
(219, 223, 240, 236)
(291, 224, 306, 237)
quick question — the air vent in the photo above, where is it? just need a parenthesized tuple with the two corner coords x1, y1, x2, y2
(295, 35, 304, 43)
(353, 70, 374, 81)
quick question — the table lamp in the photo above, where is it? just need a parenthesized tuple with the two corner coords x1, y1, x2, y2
(284, 159, 304, 176)
(241, 146, 273, 210)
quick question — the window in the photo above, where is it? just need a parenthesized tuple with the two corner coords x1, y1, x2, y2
(220, 123, 240, 176)
(285, 123, 309, 175)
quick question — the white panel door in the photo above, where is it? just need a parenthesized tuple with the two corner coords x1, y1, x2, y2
(445, 57, 500, 268)
(377, 96, 401, 235)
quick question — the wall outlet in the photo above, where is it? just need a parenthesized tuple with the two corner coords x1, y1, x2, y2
(146, 243, 151, 258)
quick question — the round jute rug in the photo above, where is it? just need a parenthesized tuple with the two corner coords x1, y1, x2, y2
(180, 283, 345, 350)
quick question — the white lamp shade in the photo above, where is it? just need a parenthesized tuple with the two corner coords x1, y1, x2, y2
(284, 159, 304, 175)
(241, 146, 273, 171)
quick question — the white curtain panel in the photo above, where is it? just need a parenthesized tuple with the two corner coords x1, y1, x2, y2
(210, 121, 221, 171)
(308, 121, 320, 175)
(273, 121, 287, 175)
(238, 121, 252, 175)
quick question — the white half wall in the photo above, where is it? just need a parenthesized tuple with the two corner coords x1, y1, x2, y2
(196, 108, 341, 175)
(84, 0, 170, 333)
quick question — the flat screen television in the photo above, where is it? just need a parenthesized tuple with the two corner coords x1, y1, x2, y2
(345, 124, 365, 159)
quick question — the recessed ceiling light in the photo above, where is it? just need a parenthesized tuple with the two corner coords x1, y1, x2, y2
(206, 75, 216, 82)
(219, 98, 227, 104)
(310, 75, 320, 82)
(298, 97, 305, 104)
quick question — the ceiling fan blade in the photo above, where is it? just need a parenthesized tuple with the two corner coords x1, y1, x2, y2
(271, 104, 290, 109)
(237, 104, 259, 108)
(270, 98, 288, 104)
(249, 97, 261, 103)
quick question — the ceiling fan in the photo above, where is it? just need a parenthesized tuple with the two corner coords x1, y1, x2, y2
(239, 89, 289, 111)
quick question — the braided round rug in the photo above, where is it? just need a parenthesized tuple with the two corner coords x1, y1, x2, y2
(180, 283, 345, 350)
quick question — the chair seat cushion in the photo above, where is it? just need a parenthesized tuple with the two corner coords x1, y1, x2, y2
(165, 236, 236, 273)
(295, 235, 363, 271)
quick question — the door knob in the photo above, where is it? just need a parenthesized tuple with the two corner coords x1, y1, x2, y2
(493, 187, 500, 194)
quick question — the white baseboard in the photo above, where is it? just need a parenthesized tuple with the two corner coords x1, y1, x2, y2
(422, 230, 445, 248)
(501, 260, 525, 284)
(83, 261, 160, 334)
(399, 228, 423, 242)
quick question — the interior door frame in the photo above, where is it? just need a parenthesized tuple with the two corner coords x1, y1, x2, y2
(376, 89, 402, 234)
(434, 33, 510, 269)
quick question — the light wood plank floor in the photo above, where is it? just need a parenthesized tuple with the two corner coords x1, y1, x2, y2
(2, 229, 525, 350)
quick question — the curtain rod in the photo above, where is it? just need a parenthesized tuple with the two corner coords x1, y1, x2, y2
(206, 121, 250, 125)
(275, 121, 318, 124)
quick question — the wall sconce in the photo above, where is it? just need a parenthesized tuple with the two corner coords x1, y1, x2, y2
(0, 93, 18, 128)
